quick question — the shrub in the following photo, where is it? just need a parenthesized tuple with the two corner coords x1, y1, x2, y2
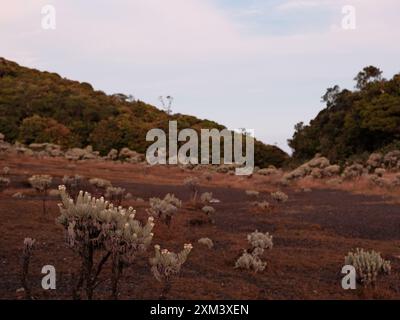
(366, 153, 383, 170)
(62, 174, 85, 198)
(89, 178, 112, 190)
(345, 248, 391, 285)
(0, 177, 10, 192)
(149, 243, 193, 299)
(342, 164, 364, 180)
(253, 201, 272, 212)
(200, 192, 213, 204)
(57, 185, 155, 299)
(323, 165, 341, 177)
(105, 186, 126, 206)
(235, 251, 266, 272)
(235, 230, 273, 272)
(198, 237, 214, 249)
(201, 206, 216, 224)
(245, 190, 259, 198)
(28, 175, 52, 216)
(374, 168, 386, 177)
(147, 194, 182, 227)
(311, 168, 323, 179)
(3, 166, 10, 175)
(258, 167, 279, 176)
(247, 230, 273, 252)
(270, 191, 288, 203)
(28, 174, 52, 192)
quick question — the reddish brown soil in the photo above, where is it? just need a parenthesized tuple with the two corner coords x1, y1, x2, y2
(1, 155, 400, 300)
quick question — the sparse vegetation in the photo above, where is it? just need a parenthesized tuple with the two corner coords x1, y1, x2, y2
(271, 191, 288, 203)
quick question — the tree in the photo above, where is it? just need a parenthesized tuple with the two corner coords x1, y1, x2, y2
(322, 85, 341, 108)
(354, 66, 383, 90)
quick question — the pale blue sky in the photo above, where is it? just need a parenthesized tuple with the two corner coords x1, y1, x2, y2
(1, 0, 400, 152)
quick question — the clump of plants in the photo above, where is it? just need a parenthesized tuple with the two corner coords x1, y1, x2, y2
(57, 185, 155, 299)
(201, 205, 216, 224)
(198, 237, 214, 249)
(235, 230, 273, 273)
(105, 186, 126, 206)
(245, 190, 259, 198)
(28, 174, 52, 215)
(345, 248, 391, 285)
(89, 177, 112, 193)
(147, 194, 182, 227)
(0, 176, 10, 192)
(149, 243, 193, 299)
(62, 174, 86, 198)
(253, 201, 272, 212)
(200, 192, 213, 204)
(270, 191, 288, 203)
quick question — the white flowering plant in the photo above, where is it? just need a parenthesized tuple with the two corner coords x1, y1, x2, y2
(57, 185, 154, 299)
(149, 243, 193, 299)
(345, 248, 391, 285)
(235, 230, 273, 273)
(28, 174, 52, 216)
(147, 193, 182, 227)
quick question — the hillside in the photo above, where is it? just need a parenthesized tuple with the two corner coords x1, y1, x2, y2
(0, 58, 287, 168)
(289, 66, 400, 163)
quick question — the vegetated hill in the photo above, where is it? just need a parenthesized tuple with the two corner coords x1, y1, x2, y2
(0, 57, 288, 167)
(289, 66, 400, 163)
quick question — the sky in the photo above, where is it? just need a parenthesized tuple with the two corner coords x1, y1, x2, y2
(1, 0, 400, 153)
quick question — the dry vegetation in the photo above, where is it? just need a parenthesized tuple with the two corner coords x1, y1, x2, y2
(1, 145, 400, 300)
